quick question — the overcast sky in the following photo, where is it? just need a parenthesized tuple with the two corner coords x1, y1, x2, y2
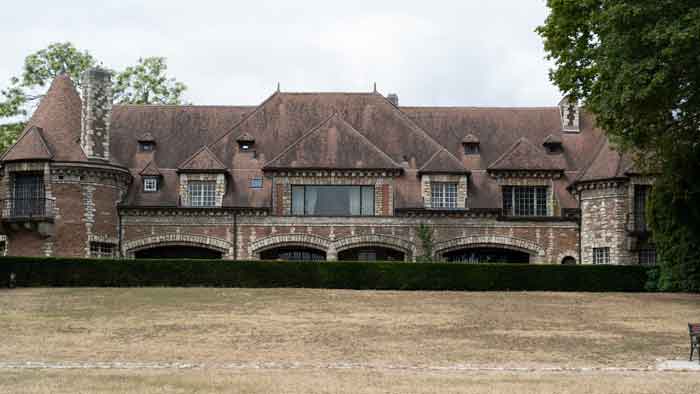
(1, 0, 560, 107)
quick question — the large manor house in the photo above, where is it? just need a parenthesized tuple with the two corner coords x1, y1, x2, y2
(0, 69, 656, 265)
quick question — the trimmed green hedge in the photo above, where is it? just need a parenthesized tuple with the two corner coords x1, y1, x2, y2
(0, 256, 654, 291)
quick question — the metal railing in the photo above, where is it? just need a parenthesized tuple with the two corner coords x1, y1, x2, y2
(0, 198, 56, 220)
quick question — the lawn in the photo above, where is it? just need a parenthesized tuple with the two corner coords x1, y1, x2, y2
(0, 288, 698, 393)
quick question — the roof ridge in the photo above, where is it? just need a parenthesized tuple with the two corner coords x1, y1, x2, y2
(488, 137, 528, 169)
(573, 134, 612, 183)
(418, 147, 465, 172)
(208, 91, 280, 148)
(139, 159, 162, 176)
(263, 113, 337, 167)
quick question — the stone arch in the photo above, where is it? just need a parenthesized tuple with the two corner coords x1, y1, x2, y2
(250, 234, 332, 258)
(558, 250, 578, 265)
(333, 234, 414, 261)
(433, 235, 546, 259)
(123, 234, 232, 258)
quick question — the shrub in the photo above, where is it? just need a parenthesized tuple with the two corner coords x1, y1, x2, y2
(0, 256, 652, 292)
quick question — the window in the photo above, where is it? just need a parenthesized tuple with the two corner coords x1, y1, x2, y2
(291, 185, 374, 216)
(12, 173, 46, 217)
(431, 182, 458, 209)
(139, 142, 156, 152)
(143, 177, 158, 192)
(250, 177, 263, 189)
(0, 240, 6, 256)
(188, 181, 216, 207)
(634, 185, 651, 232)
(240, 144, 251, 151)
(90, 242, 116, 258)
(502, 186, 548, 216)
(464, 144, 480, 155)
(639, 246, 657, 266)
(592, 247, 610, 265)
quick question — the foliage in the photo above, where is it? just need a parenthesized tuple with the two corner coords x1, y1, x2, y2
(537, 1, 700, 291)
(0, 42, 188, 155)
(113, 57, 187, 105)
(416, 224, 434, 262)
(0, 257, 651, 292)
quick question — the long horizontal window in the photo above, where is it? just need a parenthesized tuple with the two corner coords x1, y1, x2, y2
(292, 185, 374, 216)
(502, 186, 548, 216)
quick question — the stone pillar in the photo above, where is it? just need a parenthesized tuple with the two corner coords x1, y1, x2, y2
(81, 68, 112, 161)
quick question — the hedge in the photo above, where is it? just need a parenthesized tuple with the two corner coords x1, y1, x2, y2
(0, 256, 654, 291)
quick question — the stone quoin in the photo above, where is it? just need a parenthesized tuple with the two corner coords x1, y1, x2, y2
(0, 70, 655, 265)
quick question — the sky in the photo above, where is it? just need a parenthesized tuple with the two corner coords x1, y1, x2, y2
(0, 0, 560, 107)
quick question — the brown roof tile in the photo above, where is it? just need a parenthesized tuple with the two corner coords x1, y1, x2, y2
(489, 137, 565, 171)
(178, 146, 226, 172)
(137, 132, 156, 142)
(462, 133, 480, 144)
(235, 132, 255, 143)
(264, 113, 401, 170)
(1, 126, 53, 161)
(418, 148, 468, 174)
(139, 160, 162, 176)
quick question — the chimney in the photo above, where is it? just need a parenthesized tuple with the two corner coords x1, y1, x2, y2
(558, 96, 580, 133)
(81, 67, 113, 160)
(387, 93, 399, 107)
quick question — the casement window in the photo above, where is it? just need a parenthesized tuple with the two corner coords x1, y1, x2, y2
(634, 185, 651, 232)
(250, 177, 263, 189)
(463, 144, 480, 155)
(143, 177, 159, 192)
(639, 246, 657, 266)
(291, 185, 374, 216)
(188, 181, 216, 207)
(0, 240, 6, 256)
(90, 242, 116, 259)
(592, 247, 610, 265)
(502, 186, 548, 216)
(431, 182, 458, 209)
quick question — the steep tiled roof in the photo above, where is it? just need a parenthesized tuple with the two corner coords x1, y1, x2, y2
(489, 137, 565, 171)
(20, 74, 85, 162)
(264, 113, 401, 170)
(576, 137, 633, 183)
(178, 146, 226, 172)
(418, 148, 468, 174)
(1, 126, 53, 161)
(542, 133, 562, 145)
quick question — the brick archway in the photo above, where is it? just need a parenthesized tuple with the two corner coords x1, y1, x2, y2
(250, 234, 332, 258)
(334, 234, 414, 261)
(433, 235, 545, 260)
(123, 234, 232, 258)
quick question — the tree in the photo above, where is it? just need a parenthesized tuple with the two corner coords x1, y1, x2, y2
(113, 57, 187, 105)
(0, 42, 188, 154)
(537, 1, 700, 291)
(416, 224, 435, 263)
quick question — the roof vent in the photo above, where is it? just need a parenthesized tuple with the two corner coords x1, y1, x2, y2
(387, 93, 399, 106)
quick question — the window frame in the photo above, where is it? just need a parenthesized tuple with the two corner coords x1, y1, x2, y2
(291, 185, 375, 216)
(633, 185, 651, 232)
(187, 181, 217, 207)
(502, 186, 548, 217)
(90, 242, 116, 259)
(143, 177, 159, 192)
(592, 247, 611, 265)
(139, 142, 156, 152)
(430, 182, 458, 209)
(463, 143, 480, 155)
(250, 177, 263, 189)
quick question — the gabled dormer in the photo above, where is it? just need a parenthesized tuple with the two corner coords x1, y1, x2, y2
(236, 133, 256, 153)
(461, 133, 480, 155)
(418, 148, 469, 210)
(542, 134, 563, 154)
(139, 160, 162, 193)
(177, 147, 227, 207)
(137, 132, 156, 152)
(559, 96, 580, 133)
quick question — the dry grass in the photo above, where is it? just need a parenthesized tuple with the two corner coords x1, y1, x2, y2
(1, 369, 698, 394)
(0, 288, 698, 393)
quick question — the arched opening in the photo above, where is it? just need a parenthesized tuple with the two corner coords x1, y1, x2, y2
(134, 245, 223, 259)
(442, 247, 530, 264)
(260, 247, 326, 261)
(338, 246, 405, 261)
(561, 256, 577, 265)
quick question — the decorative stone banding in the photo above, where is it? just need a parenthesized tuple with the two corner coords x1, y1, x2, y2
(434, 235, 546, 259)
(334, 234, 414, 261)
(123, 234, 232, 257)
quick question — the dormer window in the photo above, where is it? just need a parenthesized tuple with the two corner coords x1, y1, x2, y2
(236, 133, 256, 152)
(143, 177, 159, 192)
(139, 142, 156, 152)
(137, 132, 157, 152)
(461, 134, 480, 155)
(543, 134, 563, 154)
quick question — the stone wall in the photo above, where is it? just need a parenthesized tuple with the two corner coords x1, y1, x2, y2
(579, 181, 633, 264)
(81, 68, 112, 161)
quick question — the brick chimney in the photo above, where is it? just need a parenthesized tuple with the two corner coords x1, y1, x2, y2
(387, 93, 399, 107)
(81, 68, 113, 160)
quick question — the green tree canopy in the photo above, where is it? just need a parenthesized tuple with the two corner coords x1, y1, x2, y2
(537, 1, 700, 291)
(0, 42, 188, 153)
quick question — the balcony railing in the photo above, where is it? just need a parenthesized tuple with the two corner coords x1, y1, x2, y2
(1, 198, 56, 221)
